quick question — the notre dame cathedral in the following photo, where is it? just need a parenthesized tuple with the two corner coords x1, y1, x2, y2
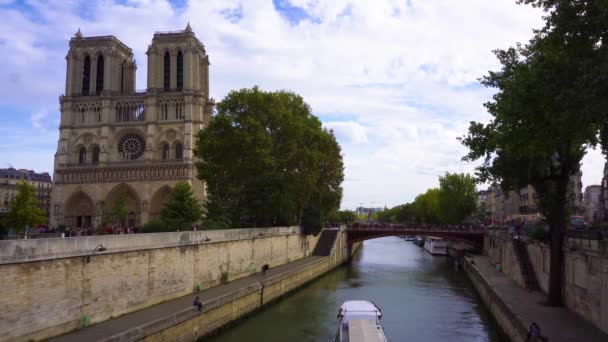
(50, 24, 213, 229)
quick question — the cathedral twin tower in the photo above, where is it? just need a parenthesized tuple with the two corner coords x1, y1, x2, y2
(51, 24, 213, 229)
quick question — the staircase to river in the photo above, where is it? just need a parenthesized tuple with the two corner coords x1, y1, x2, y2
(312, 229, 339, 256)
(512, 239, 540, 291)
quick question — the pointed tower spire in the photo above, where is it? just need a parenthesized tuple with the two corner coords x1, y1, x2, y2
(75, 28, 83, 38)
(185, 22, 192, 33)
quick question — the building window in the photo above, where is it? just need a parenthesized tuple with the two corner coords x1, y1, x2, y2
(175, 143, 183, 160)
(177, 51, 183, 90)
(162, 143, 169, 160)
(96, 55, 104, 94)
(79, 147, 87, 164)
(92, 146, 100, 164)
(82, 56, 91, 95)
(163, 52, 170, 90)
(175, 101, 183, 119)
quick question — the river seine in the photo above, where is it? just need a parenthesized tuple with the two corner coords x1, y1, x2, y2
(203, 236, 505, 342)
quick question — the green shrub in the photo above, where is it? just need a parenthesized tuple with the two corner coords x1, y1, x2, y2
(141, 219, 170, 233)
(527, 226, 549, 241)
(220, 271, 229, 284)
(202, 219, 231, 230)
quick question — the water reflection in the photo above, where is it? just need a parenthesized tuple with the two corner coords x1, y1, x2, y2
(202, 237, 505, 342)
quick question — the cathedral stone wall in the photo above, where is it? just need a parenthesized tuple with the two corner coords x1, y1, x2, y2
(51, 25, 213, 229)
(0, 227, 318, 342)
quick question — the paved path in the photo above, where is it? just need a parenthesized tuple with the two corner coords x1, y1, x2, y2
(470, 255, 608, 342)
(50, 256, 324, 342)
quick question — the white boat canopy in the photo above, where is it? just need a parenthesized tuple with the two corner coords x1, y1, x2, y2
(339, 300, 382, 324)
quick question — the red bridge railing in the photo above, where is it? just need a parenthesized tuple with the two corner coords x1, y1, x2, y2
(343, 223, 485, 249)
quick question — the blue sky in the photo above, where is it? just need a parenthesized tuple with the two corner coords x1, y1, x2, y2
(0, 0, 605, 209)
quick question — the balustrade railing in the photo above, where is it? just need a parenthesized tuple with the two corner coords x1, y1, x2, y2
(56, 162, 192, 184)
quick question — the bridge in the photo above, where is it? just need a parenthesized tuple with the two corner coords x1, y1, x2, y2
(345, 223, 484, 250)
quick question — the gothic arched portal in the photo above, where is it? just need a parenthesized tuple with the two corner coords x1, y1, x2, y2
(64, 191, 95, 228)
(150, 186, 172, 220)
(104, 184, 141, 227)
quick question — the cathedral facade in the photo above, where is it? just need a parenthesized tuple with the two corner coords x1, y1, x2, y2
(50, 25, 213, 229)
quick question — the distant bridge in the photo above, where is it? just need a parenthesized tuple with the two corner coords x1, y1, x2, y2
(345, 223, 484, 250)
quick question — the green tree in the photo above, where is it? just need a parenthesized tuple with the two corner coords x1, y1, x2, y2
(112, 191, 128, 227)
(160, 182, 203, 231)
(474, 201, 487, 223)
(195, 87, 344, 231)
(3, 181, 46, 235)
(412, 189, 441, 224)
(327, 210, 357, 224)
(460, 1, 608, 305)
(438, 173, 477, 224)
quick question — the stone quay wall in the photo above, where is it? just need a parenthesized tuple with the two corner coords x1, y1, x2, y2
(484, 231, 608, 334)
(463, 256, 527, 342)
(142, 229, 360, 342)
(0, 227, 319, 342)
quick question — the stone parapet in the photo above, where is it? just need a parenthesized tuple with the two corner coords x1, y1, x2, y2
(484, 230, 608, 335)
(0, 227, 300, 264)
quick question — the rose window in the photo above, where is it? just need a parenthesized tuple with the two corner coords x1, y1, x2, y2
(118, 133, 145, 160)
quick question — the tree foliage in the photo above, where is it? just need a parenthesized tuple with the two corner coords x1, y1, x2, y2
(327, 210, 357, 224)
(141, 219, 169, 233)
(3, 181, 46, 234)
(195, 87, 344, 231)
(460, 0, 608, 306)
(438, 173, 477, 224)
(373, 173, 477, 225)
(411, 189, 441, 224)
(160, 182, 203, 231)
(111, 191, 128, 227)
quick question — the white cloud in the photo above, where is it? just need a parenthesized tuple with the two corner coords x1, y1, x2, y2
(325, 121, 368, 144)
(30, 109, 49, 130)
(3, 0, 603, 210)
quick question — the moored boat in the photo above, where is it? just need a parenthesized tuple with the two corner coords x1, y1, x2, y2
(413, 236, 425, 247)
(423, 237, 447, 256)
(335, 300, 388, 342)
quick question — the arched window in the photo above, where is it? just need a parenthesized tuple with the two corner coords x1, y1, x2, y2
(163, 52, 170, 90)
(177, 51, 183, 90)
(96, 55, 104, 94)
(92, 146, 100, 164)
(82, 56, 91, 95)
(175, 143, 183, 160)
(162, 143, 170, 160)
(79, 147, 87, 164)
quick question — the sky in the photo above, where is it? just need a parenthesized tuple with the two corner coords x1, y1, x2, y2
(0, 0, 605, 210)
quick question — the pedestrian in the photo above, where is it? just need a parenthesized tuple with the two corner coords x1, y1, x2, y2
(193, 296, 203, 312)
(526, 322, 547, 341)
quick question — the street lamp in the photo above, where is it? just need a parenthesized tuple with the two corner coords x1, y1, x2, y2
(86, 244, 107, 264)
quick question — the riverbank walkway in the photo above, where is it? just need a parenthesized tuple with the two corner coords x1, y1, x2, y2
(469, 255, 608, 342)
(50, 256, 324, 342)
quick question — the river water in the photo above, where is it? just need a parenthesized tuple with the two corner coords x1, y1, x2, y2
(203, 236, 505, 342)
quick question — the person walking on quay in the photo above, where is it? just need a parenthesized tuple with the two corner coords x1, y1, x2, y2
(526, 322, 548, 341)
(193, 296, 203, 312)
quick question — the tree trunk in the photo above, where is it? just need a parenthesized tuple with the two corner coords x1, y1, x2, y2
(546, 175, 568, 306)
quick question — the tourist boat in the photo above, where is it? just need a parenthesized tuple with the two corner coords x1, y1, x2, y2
(423, 237, 447, 256)
(403, 235, 415, 241)
(334, 300, 388, 342)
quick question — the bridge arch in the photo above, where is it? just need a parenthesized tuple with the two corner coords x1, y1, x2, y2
(345, 224, 484, 250)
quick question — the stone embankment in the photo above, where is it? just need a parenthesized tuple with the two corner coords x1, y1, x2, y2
(464, 230, 608, 342)
(464, 255, 608, 342)
(0, 227, 322, 341)
(47, 227, 357, 342)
